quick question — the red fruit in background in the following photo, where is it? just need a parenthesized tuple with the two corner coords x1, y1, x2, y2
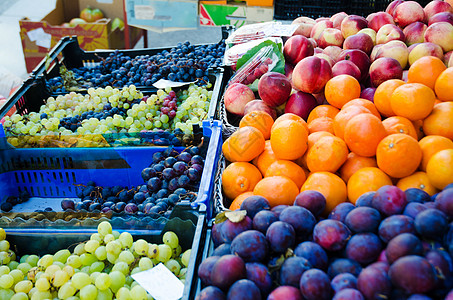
(285, 91, 318, 120)
(224, 83, 255, 116)
(317, 28, 345, 48)
(343, 33, 374, 55)
(393, 1, 426, 28)
(331, 12, 349, 29)
(80, 7, 104, 22)
(424, 0, 453, 20)
(283, 35, 315, 66)
(332, 60, 362, 81)
(292, 56, 333, 94)
(403, 22, 428, 46)
(369, 57, 403, 87)
(339, 49, 371, 81)
(386, 0, 404, 15)
(244, 100, 277, 120)
(367, 12, 395, 32)
(285, 63, 294, 81)
(360, 87, 376, 101)
(323, 45, 343, 62)
(311, 20, 334, 41)
(340, 15, 368, 38)
(429, 12, 453, 25)
(258, 72, 292, 108)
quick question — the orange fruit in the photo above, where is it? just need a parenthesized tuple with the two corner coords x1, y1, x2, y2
(307, 131, 335, 148)
(265, 160, 306, 189)
(253, 176, 299, 207)
(396, 171, 438, 196)
(307, 105, 340, 124)
(222, 126, 265, 162)
(252, 140, 278, 176)
(374, 79, 405, 117)
(376, 133, 423, 178)
(423, 102, 453, 140)
(301, 172, 347, 215)
(340, 152, 378, 183)
(306, 136, 349, 173)
(390, 83, 436, 121)
(419, 135, 453, 171)
(239, 111, 274, 140)
(347, 167, 393, 204)
(412, 119, 425, 140)
(434, 67, 453, 101)
(272, 113, 308, 132)
(407, 56, 447, 90)
(308, 117, 335, 134)
(426, 149, 453, 189)
(342, 98, 381, 119)
(344, 113, 387, 157)
(324, 75, 362, 109)
(382, 116, 418, 140)
(270, 119, 309, 160)
(222, 162, 262, 200)
(229, 192, 255, 210)
(333, 105, 373, 140)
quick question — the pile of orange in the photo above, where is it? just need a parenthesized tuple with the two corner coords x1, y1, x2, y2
(222, 57, 453, 215)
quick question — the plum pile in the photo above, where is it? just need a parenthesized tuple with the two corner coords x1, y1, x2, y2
(47, 40, 226, 93)
(197, 185, 453, 299)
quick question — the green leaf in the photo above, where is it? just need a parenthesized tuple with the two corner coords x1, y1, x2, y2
(214, 211, 228, 224)
(236, 40, 285, 75)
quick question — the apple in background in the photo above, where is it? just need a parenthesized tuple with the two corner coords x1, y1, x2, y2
(310, 20, 334, 40)
(403, 22, 427, 45)
(386, 0, 404, 15)
(343, 33, 374, 55)
(292, 16, 317, 37)
(339, 49, 371, 81)
(314, 53, 336, 67)
(292, 56, 333, 94)
(408, 42, 444, 65)
(358, 28, 377, 44)
(323, 45, 343, 62)
(283, 35, 315, 66)
(69, 18, 87, 27)
(376, 24, 405, 44)
(393, 1, 426, 28)
(331, 12, 349, 29)
(317, 28, 345, 48)
(258, 72, 292, 108)
(332, 60, 362, 81)
(369, 57, 403, 87)
(444, 50, 453, 66)
(424, 0, 453, 20)
(244, 100, 277, 120)
(341, 15, 369, 38)
(285, 91, 318, 120)
(360, 87, 376, 101)
(429, 12, 453, 25)
(424, 21, 453, 52)
(224, 83, 255, 115)
(372, 40, 409, 69)
(367, 12, 395, 32)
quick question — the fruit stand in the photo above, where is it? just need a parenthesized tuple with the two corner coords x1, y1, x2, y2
(1, 0, 453, 299)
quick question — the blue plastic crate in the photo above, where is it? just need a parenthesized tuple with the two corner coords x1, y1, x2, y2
(0, 120, 222, 214)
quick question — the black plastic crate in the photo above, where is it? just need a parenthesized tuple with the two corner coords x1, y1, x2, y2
(274, 0, 348, 20)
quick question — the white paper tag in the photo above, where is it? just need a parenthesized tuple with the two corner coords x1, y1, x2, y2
(134, 5, 156, 20)
(153, 79, 195, 89)
(27, 28, 52, 48)
(131, 263, 184, 300)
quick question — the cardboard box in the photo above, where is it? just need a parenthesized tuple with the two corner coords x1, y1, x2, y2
(200, 3, 273, 27)
(124, 0, 199, 32)
(19, 0, 141, 73)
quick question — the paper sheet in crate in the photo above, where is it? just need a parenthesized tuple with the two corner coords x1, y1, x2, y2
(124, 0, 199, 32)
(200, 3, 273, 27)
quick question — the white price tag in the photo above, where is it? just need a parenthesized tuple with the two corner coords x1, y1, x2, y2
(153, 79, 195, 89)
(134, 5, 156, 20)
(131, 263, 184, 300)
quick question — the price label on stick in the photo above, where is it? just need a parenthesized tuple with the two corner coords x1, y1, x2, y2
(131, 263, 184, 300)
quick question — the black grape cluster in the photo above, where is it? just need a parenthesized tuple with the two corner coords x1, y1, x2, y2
(47, 40, 225, 92)
(59, 145, 204, 218)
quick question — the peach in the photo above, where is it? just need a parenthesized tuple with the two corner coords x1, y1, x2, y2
(371, 44, 384, 61)
(292, 56, 333, 94)
(403, 22, 428, 45)
(339, 49, 372, 81)
(429, 12, 453, 25)
(393, 1, 426, 28)
(376, 24, 406, 44)
(408, 42, 444, 65)
(258, 72, 292, 108)
(244, 100, 277, 120)
(224, 83, 255, 115)
(332, 60, 362, 81)
(367, 12, 396, 32)
(308, 38, 318, 49)
(402, 69, 409, 82)
(449, 52, 453, 67)
(310, 20, 334, 40)
(424, 21, 453, 52)
(424, 0, 453, 20)
(444, 50, 453, 66)
(369, 57, 403, 87)
(323, 45, 344, 62)
(314, 53, 336, 68)
(285, 63, 294, 81)
(314, 47, 324, 54)
(285, 91, 318, 120)
(317, 28, 345, 48)
(372, 40, 409, 69)
(341, 15, 368, 38)
(358, 28, 377, 44)
(343, 32, 374, 55)
(292, 16, 317, 37)
(331, 12, 349, 29)
(386, 0, 405, 15)
(283, 35, 315, 66)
